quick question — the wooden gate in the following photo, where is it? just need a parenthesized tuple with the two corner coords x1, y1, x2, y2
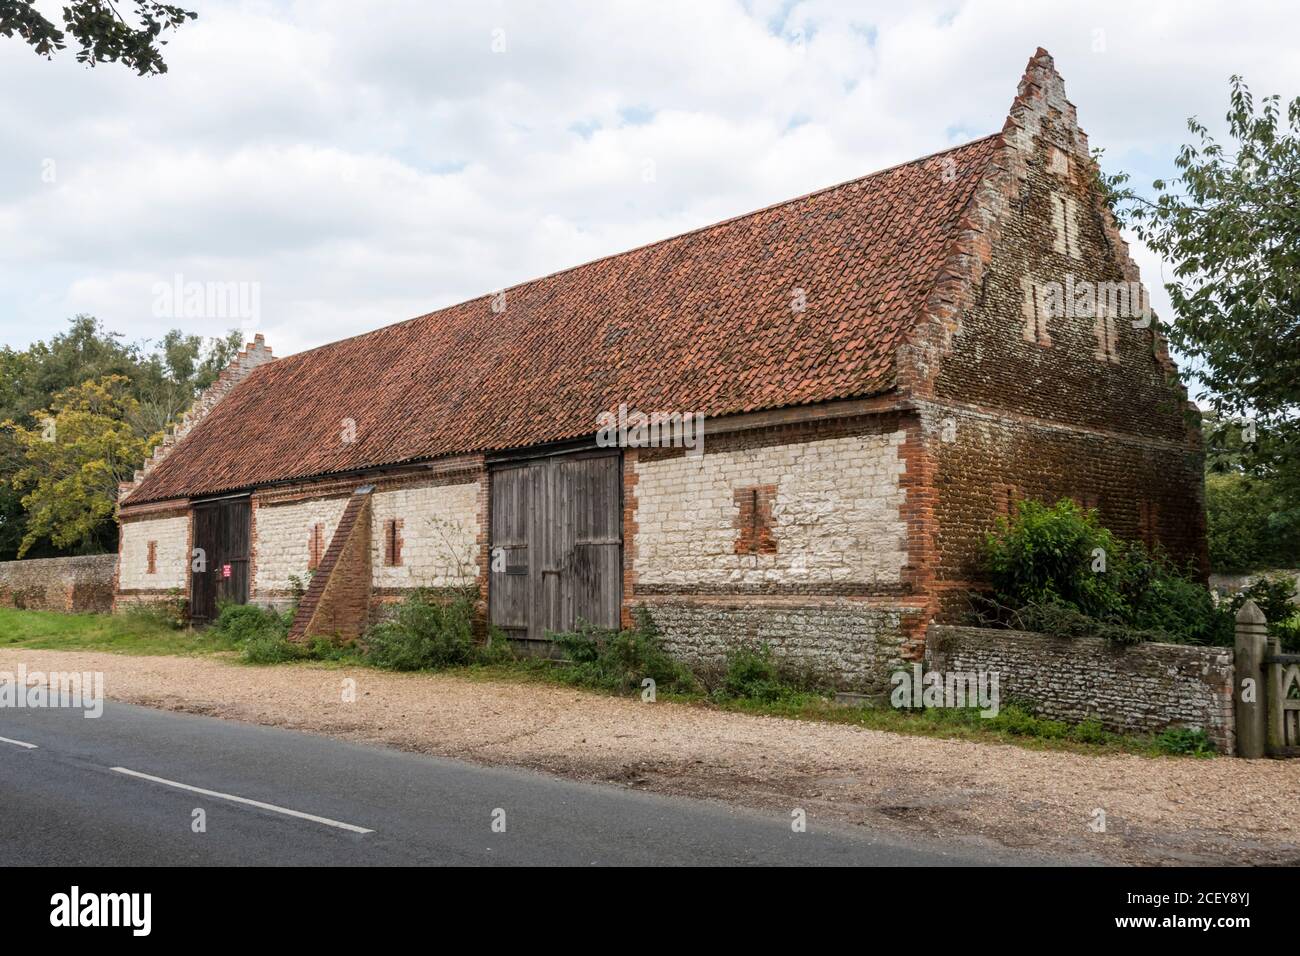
(489, 450, 622, 651)
(1267, 652, 1300, 756)
(190, 495, 251, 623)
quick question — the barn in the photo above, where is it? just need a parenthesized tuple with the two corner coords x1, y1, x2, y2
(114, 50, 1207, 693)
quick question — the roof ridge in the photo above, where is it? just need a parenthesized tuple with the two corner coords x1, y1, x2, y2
(123, 130, 1005, 505)
(271, 132, 1002, 365)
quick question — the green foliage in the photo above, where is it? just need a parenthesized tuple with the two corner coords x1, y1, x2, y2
(213, 592, 509, 670)
(476, 627, 517, 666)
(0, 317, 245, 560)
(1271, 614, 1300, 654)
(213, 602, 289, 641)
(5, 376, 156, 557)
(122, 591, 186, 630)
(1222, 574, 1300, 651)
(1112, 544, 1225, 644)
(210, 602, 311, 664)
(549, 609, 696, 694)
(362, 590, 477, 671)
(0, 0, 197, 75)
(1205, 470, 1300, 573)
(286, 573, 309, 617)
(1101, 77, 1300, 518)
(988, 702, 1068, 739)
(1155, 726, 1216, 756)
(716, 642, 790, 703)
(0, 606, 237, 655)
(1071, 718, 1110, 745)
(1226, 574, 1298, 627)
(240, 629, 308, 665)
(981, 498, 1229, 645)
(985, 499, 1125, 618)
(997, 600, 1179, 646)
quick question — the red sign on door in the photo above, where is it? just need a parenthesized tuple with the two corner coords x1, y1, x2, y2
(222, 563, 232, 578)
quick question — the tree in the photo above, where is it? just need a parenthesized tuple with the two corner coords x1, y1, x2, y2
(0, 347, 32, 558)
(0, 0, 196, 75)
(2, 315, 140, 420)
(6, 376, 158, 557)
(129, 328, 242, 435)
(1206, 472, 1300, 572)
(0, 317, 244, 558)
(1098, 76, 1299, 505)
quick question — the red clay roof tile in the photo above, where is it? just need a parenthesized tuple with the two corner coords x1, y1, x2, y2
(124, 134, 1000, 505)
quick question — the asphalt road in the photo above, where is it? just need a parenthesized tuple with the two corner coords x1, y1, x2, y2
(1, 699, 1027, 866)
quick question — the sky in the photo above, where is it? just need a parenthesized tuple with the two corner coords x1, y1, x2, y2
(1, 0, 1297, 360)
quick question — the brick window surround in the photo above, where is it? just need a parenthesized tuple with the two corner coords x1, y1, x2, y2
(307, 523, 325, 572)
(146, 540, 157, 575)
(383, 518, 403, 567)
(733, 485, 778, 555)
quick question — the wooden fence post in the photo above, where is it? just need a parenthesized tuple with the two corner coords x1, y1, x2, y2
(1234, 599, 1268, 758)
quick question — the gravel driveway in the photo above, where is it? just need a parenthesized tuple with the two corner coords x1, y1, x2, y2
(4, 648, 1297, 865)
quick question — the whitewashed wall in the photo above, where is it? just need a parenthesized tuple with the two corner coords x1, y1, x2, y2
(371, 482, 480, 589)
(253, 496, 349, 594)
(119, 515, 189, 591)
(633, 432, 908, 587)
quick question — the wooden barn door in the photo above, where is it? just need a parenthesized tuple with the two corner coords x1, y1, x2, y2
(490, 450, 621, 650)
(190, 495, 251, 623)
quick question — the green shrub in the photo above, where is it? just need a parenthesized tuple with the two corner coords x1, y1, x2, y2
(988, 702, 1066, 738)
(211, 601, 305, 663)
(363, 590, 476, 671)
(1271, 613, 1300, 653)
(213, 602, 290, 642)
(1226, 574, 1298, 626)
(1155, 726, 1215, 756)
(475, 627, 517, 665)
(981, 498, 1235, 646)
(286, 573, 310, 617)
(241, 629, 308, 664)
(1070, 718, 1110, 745)
(550, 609, 695, 694)
(1110, 544, 1226, 643)
(717, 642, 790, 703)
(996, 599, 1171, 645)
(985, 499, 1125, 619)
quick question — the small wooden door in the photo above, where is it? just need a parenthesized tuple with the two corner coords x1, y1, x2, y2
(190, 496, 251, 622)
(490, 450, 621, 648)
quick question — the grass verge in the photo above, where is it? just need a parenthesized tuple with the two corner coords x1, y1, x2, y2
(0, 606, 1214, 758)
(0, 606, 239, 657)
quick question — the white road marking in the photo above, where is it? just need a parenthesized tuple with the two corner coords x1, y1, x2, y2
(110, 767, 373, 834)
(0, 735, 38, 749)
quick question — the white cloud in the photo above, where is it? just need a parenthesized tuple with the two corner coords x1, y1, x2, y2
(1, 0, 1297, 358)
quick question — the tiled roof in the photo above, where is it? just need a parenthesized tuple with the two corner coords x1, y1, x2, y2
(124, 134, 1000, 505)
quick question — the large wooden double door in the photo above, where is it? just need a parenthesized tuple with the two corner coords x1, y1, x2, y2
(489, 450, 622, 648)
(190, 495, 251, 622)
